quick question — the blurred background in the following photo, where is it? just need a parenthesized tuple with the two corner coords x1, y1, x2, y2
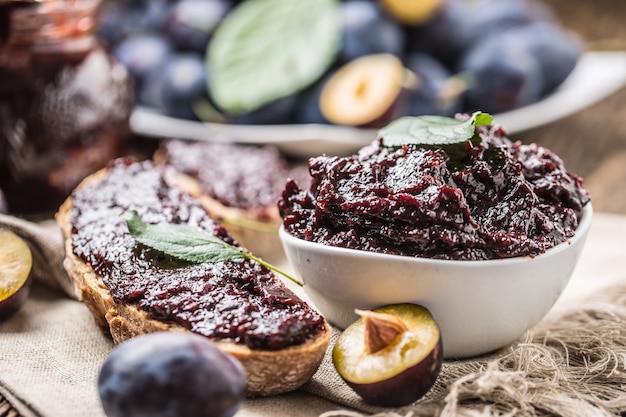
(516, 0, 626, 214)
(107, 0, 626, 215)
(1, 0, 625, 215)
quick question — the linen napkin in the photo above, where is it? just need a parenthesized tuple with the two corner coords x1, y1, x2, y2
(1, 212, 626, 417)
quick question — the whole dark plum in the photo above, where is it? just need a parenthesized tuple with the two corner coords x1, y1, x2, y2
(167, 0, 231, 53)
(98, 0, 173, 47)
(113, 33, 173, 100)
(295, 77, 332, 125)
(98, 332, 246, 417)
(141, 53, 209, 120)
(463, 0, 556, 46)
(403, 52, 462, 117)
(339, 0, 406, 63)
(458, 30, 544, 114)
(404, 0, 470, 70)
(508, 21, 583, 94)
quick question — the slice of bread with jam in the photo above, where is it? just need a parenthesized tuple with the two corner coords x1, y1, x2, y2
(56, 158, 330, 397)
(153, 140, 309, 264)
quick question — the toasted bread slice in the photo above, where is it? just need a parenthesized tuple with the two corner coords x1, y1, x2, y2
(56, 159, 330, 397)
(153, 140, 308, 264)
(164, 169, 286, 265)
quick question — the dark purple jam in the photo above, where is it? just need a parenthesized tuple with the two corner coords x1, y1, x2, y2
(159, 140, 308, 217)
(279, 123, 590, 260)
(69, 158, 326, 350)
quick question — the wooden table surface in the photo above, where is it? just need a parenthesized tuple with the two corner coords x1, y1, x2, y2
(515, 0, 626, 215)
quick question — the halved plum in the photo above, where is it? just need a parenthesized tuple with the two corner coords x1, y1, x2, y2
(0, 229, 33, 320)
(319, 53, 408, 128)
(333, 304, 443, 407)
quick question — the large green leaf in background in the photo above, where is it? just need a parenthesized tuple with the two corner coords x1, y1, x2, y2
(207, 0, 340, 115)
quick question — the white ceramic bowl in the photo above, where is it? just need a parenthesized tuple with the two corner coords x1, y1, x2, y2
(279, 204, 593, 359)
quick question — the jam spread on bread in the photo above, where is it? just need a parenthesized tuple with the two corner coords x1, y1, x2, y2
(280, 124, 590, 260)
(69, 158, 325, 350)
(159, 140, 308, 214)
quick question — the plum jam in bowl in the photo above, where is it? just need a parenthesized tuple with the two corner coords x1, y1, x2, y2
(279, 203, 592, 359)
(278, 113, 592, 358)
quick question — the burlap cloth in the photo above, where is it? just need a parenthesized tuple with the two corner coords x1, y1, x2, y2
(1, 211, 626, 417)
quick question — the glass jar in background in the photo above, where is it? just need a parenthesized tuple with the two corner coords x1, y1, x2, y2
(0, 0, 133, 214)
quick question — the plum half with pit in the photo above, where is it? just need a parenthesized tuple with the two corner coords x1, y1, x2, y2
(0, 229, 33, 321)
(98, 332, 246, 417)
(333, 304, 443, 407)
(319, 53, 409, 128)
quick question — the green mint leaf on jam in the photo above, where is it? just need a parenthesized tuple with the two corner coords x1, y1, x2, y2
(121, 211, 301, 286)
(207, 0, 340, 114)
(122, 210, 246, 263)
(379, 112, 493, 148)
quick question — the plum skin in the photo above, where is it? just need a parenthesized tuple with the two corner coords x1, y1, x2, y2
(98, 332, 246, 417)
(333, 304, 444, 407)
(343, 335, 442, 407)
(0, 274, 33, 321)
(339, 0, 406, 63)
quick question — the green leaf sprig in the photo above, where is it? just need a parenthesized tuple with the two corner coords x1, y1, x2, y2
(378, 112, 503, 173)
(121, 211, 301, 287)
(378, 111, 493, 148)
(207, 0, 340, 115)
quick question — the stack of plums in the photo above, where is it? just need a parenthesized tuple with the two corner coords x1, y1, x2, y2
(100, 0, 583, 127)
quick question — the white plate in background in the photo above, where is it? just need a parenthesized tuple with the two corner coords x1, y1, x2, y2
(131, 51, 626, 159)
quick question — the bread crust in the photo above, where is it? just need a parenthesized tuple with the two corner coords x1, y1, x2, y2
(56, 167, 331, 397)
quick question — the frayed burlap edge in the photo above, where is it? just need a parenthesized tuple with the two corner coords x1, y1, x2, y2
(313, 283, 626, 417)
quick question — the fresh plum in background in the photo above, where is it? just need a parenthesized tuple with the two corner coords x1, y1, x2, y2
(98, 0, 584, 124)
